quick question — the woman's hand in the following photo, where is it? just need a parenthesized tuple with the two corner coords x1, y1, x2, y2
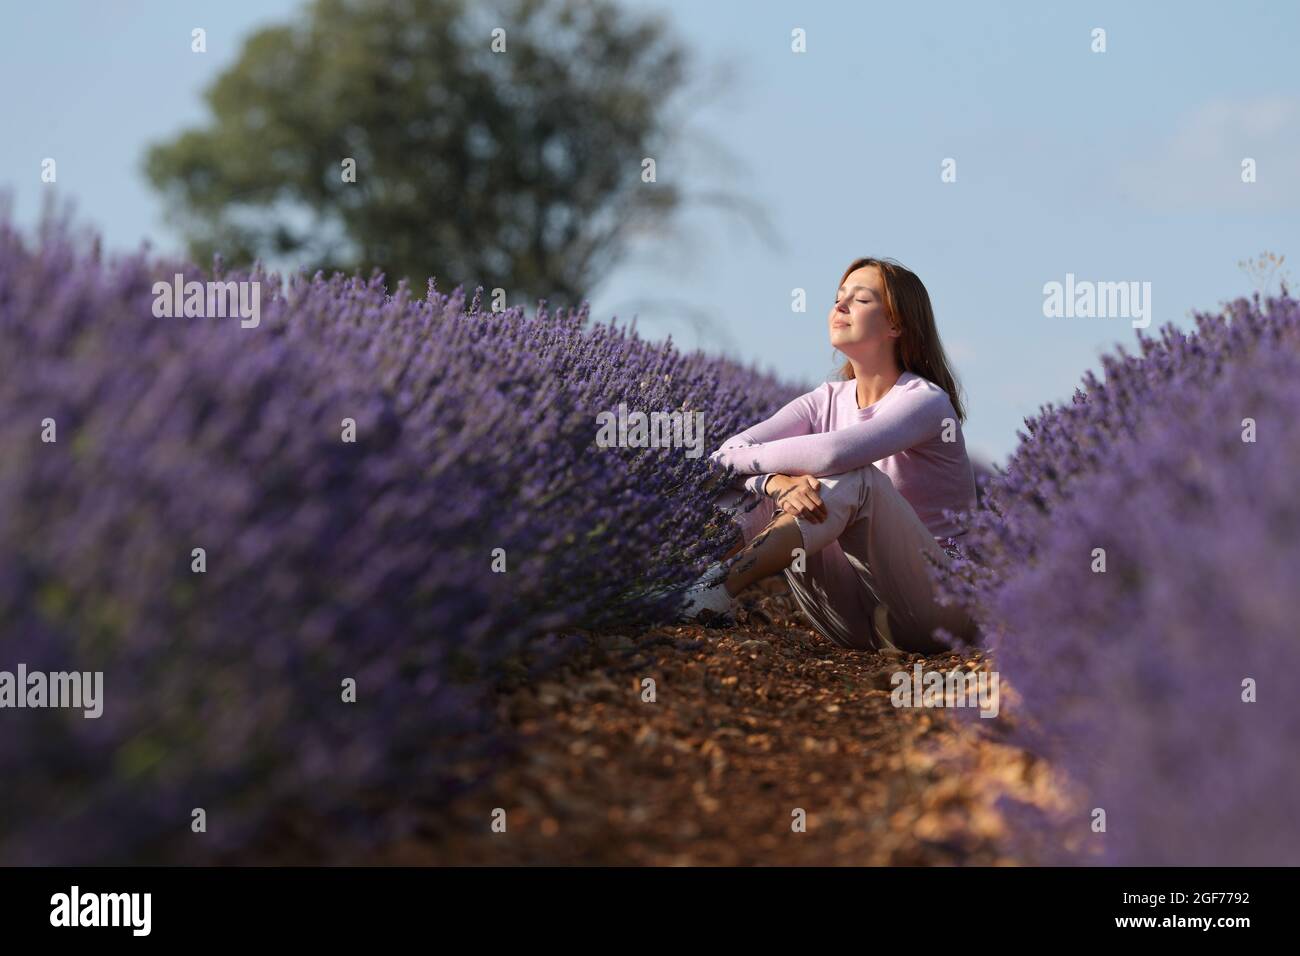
(765, 474, 827, 523)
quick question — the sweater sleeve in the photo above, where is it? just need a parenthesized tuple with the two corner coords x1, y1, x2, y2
(711, 388, 821, 494)
(711, 386, 951, 478)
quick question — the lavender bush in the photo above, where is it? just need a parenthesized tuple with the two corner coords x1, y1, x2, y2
(0, 213, 798, 863)
(946, 290, 1300, 865)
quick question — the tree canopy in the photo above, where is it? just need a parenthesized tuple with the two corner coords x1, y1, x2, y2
(145, 0, 690, 304)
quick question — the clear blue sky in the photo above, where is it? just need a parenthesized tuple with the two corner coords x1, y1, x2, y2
(2, 0, 1297, 461)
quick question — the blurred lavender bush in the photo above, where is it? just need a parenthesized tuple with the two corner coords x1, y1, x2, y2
(0, 213, 798, 863)
(946, 290, 1300, 865)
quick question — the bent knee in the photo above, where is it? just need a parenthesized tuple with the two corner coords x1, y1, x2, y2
(813, 465, 883, 513)
(818, 464, 887, 489)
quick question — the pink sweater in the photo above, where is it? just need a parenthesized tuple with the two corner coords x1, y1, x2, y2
(710, 372, 977, 540)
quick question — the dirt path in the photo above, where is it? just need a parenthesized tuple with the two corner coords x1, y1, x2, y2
(385, 579, 1072, 865)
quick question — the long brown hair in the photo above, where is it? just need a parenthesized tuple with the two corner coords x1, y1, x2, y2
(836, 257, 966, 422)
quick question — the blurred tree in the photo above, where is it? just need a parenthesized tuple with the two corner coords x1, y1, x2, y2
(144, 0, 695, 304)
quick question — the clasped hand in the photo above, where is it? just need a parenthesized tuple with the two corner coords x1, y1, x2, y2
(765, 474, 827, 523)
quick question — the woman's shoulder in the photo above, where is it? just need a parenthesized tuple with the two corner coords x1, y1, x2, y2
(794, 380, 844, 406)
(899, 371, 953, 404)
(894, 373, 960, 424)
(898, 370, 941, 392)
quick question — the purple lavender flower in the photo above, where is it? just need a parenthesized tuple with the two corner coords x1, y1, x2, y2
(945, 291, 1300, 865)
(0, 212, 799, 863)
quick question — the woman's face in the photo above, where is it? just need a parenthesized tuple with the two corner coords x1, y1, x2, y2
(829, 265, 899, 360)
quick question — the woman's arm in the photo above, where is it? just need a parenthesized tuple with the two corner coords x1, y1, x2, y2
(712, 387, 952, 478)
(712, 387, 822, 494)
(715, 387, 821, 448)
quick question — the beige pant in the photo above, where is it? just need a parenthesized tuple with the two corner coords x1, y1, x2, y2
(719, 466, 978, 653)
